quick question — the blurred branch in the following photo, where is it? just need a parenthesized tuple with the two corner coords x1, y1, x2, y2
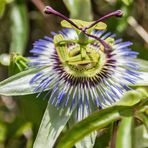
(31, 0, 45, 14)
(31, 0, 53, 28)
(128, 16, 148, 45)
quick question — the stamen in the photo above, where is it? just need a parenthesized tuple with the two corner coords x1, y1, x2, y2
(84, 10, 123, 30)
(44, 6, 80, 30)
(44, 6, 119, 50)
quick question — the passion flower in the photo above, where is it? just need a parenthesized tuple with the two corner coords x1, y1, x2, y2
(29, 6, 140, 117)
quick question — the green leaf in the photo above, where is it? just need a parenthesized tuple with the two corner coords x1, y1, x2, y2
(0, 68, 46, 96)
(56, 106, 132, 148)
(116, 116, 134, 148)
(63, 0, 93, 21)
(33, 104, 76, 148)
(10, 0, 29, 55)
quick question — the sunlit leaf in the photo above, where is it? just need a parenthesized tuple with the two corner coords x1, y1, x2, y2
(0, 67, 47, 96)
(33, 104, 76, 148)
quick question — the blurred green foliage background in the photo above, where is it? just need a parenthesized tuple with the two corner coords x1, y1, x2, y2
(0, 0, 148, 148)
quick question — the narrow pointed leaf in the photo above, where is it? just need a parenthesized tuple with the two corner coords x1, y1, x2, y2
(0, 68, 46, 96)
(33, 104, 76, 148)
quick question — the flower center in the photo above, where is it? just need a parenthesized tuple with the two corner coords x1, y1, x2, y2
(54, 37, 107, 78)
